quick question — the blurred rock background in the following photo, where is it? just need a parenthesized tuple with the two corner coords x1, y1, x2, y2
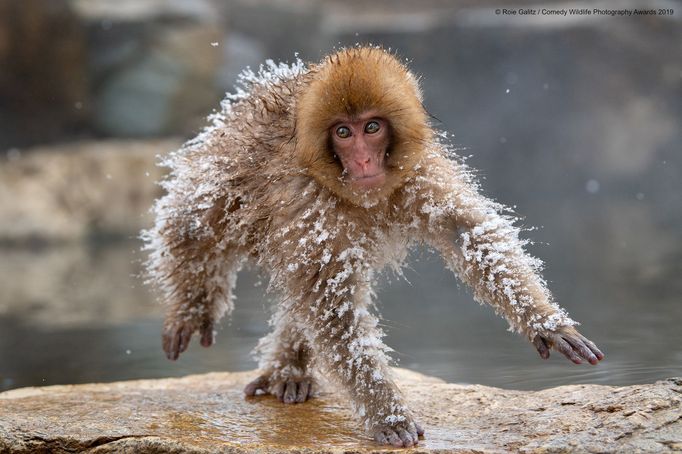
(0, 0, 680, 391)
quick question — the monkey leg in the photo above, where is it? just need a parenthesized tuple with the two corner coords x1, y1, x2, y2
(301, 293, 423, 448)
(245, 312, 314, 404)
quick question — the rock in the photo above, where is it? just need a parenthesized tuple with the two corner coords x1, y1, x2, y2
(73, 0, 226, 137)
(0, 0, 89, 149)
(0, 242, 157, 325)
(0, 0, 226, 146)
(0, 139, 179, 241)
(0, 369, 679, 453)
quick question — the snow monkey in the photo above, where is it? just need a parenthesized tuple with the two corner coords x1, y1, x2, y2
(143, 47, 604, 448)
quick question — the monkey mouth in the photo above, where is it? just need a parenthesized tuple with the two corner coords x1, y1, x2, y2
(350, 172, 386, 188)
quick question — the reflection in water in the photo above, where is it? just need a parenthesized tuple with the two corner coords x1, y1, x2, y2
(0, 233, 680, 392)
(243, 396, 362, 447)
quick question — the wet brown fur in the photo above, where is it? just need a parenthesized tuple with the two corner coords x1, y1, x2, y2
(145, 47, 598, 448)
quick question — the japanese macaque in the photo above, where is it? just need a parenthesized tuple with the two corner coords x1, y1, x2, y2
(143, 47, 604, 448)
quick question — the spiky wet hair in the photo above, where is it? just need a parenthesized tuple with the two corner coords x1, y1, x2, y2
(296, 47, 432, 206)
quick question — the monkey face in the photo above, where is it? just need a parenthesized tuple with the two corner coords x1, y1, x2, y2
(296, 47, 431, 206)
(330, 113, 390, 190)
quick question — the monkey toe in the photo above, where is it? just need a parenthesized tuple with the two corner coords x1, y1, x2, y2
(374, 429, 402, 447)
(244, 374, 314, 403)
(398, 428, 417, 447)
(281, 378, 314, 404)
(272, 381, 286, 401)
(244, 375, 269, 396)
(283, 381, 298, 404)
(373, 424, 419, 447)
(374, 428, 412, 448)
(414, 421, 425, 437)
(296, 379, 312, 403)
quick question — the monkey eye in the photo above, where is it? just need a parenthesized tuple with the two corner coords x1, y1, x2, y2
(364, 120, 380, 134)
(336, 126, 351, 138)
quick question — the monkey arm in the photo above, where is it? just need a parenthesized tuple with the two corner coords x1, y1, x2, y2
(143, 150, 246, 360)
(420, 153, 603, 364)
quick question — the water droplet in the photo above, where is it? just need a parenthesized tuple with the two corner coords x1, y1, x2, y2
(210, 42, 219, 47)
(585, 179, 600, 194)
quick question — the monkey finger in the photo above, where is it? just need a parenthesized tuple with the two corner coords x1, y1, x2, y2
(244, 375, 269, 396)
(199, 322, 214, 348)
(296, 380, 310, 403)
(533, 335, 550, 359)
(164, 344, 177, 361)
(563, 336, 599, 365)
(578, 334, 605, 360)
(162, 332, 172, 359)
(177, 325, 193, 354)
(165, 330, 181, 361)
(555, 337, 582, 364)
(415, 422, 425, 437)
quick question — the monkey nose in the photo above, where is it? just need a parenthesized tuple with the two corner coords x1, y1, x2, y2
(355, 157, 371, 170)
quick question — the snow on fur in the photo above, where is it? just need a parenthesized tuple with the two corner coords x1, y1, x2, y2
(142, 49, 575, 432)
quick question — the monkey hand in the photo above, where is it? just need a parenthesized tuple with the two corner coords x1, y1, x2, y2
(532, 325, 604, 365)
(162, 317, 215, 361)
(372, 417, 424, 448)
(244, 370, 315, 404)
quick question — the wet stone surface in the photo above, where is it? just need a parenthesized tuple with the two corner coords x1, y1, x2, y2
(0, 369, 680, 453)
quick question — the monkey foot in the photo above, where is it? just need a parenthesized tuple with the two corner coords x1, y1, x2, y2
(244, 374, 314, 404)
(372, 420, 424, 448)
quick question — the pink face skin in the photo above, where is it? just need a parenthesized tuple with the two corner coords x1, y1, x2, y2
(330, 113, 390, 189)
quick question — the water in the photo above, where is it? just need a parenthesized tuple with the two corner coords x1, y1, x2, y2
(1, 235, 680, 393)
